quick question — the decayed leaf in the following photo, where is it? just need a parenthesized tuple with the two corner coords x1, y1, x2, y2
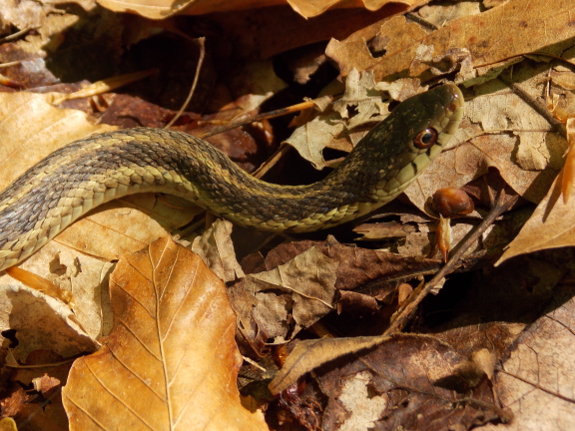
(314, 334, 507, 430)
(245, 247, 338, 343)
(62, 236, 267, 431)
(479, 284, 575, 431)
(191, 219, 245, 283)
(271, 333, 506, 430)
(252, 238, 439, 293)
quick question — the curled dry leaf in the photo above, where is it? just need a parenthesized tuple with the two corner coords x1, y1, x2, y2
(285, 68, 388, 170)
(269, 334, 391, 394)
(62, 236, 267, 431)
(191, 219, 245, 283)
(243, 246, 338, 343)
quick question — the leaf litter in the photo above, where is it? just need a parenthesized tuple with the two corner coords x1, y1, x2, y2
(1, 0, 575, 430)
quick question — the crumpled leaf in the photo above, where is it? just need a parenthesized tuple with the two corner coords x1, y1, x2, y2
(271, 333, 507, 431)
(62, 236, 267, 431)
(244, 246, 337, 343)
(285, 68, 389, 169)
(0, 283, 98, 362)
(191, 219, 245, 282)
(315, 334, 508, 430)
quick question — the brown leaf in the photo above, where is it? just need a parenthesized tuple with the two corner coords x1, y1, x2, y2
(314, 334, 508, 430)
(244, 246, 338, 343)
(251, 238, 439, 293)
(328, 0, 575, 82)
(0, 284, 98, 362)
(270, 333, 506, 430)
(191, 219, 244, 282)
(62, 236, 267, 431)
(482, 283, 575, 430)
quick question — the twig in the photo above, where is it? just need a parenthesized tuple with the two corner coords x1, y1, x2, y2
(498, 74, 566, 136)
(197, 97, 335, 139)
(165, 37, 206, 129)
(383, 188, 518, 335)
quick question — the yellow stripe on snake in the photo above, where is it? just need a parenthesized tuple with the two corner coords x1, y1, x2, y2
(0, 84, 463, 271)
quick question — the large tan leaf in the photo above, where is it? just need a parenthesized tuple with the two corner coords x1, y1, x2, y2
(62, 236, 267, 431)
(496, 171, 574, 264)
(327, 0, 575, 82)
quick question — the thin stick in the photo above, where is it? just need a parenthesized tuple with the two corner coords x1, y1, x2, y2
(165, 37, 206, 129)
(383, 188, 518, 335)
(196, 97, 334, 139)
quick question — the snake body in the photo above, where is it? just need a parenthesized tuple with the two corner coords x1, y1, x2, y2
(0, 84, 463, 271)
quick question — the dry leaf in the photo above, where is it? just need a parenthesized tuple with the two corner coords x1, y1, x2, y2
(269, 330, 506, 431)
(97, 0, 423, 20)
(62, 236, 267, 431)
(191, 219, 245, 282)
(479, 284, 575, 431)
(285, 68, 389, 169)
(245, 246, 337, 343)
(269, 334, 390, 394)
(496, 170, 575, 264)
(327, 0, 575, 83)
(314, 334, 507, 429)
(0, 284, 98, 362)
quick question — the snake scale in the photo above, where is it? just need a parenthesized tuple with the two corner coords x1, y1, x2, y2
(0, 84, 463, 271)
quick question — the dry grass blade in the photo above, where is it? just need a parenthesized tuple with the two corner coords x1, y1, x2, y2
(62, 236, 266, 431)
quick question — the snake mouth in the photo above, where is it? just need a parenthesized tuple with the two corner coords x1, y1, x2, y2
(437, 84, 465, 143)
(436, 83, 465, 136)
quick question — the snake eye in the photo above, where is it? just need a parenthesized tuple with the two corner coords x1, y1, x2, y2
(413, 128, 438, 149)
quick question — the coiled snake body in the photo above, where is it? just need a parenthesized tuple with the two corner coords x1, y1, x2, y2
(0, 84, 463, 271)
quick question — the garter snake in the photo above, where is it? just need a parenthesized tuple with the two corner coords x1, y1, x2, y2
(0, 84, 463, 271)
